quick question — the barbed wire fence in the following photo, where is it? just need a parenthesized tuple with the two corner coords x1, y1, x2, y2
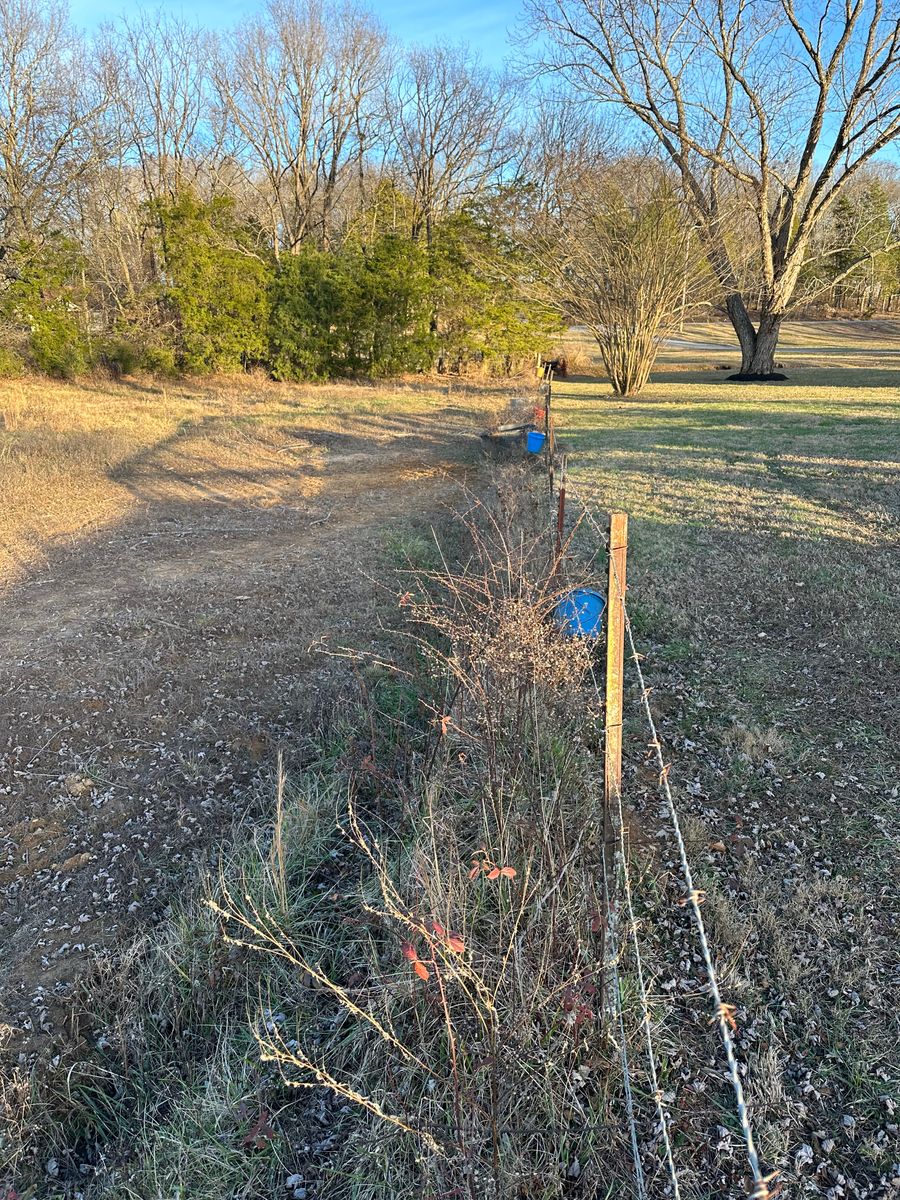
(533, 371, 776, 1199)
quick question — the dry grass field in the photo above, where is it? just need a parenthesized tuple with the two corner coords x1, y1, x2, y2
(0, 373, 509, 1053)
(0, 373, 500, 587)
(0, 325, 897, 1200)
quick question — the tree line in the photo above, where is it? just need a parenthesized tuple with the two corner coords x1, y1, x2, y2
(0, 0, 560, 380)
(2, 0, 900, 384)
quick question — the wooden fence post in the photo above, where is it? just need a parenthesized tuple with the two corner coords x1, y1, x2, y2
(554, 453, 567, 564)
(604, 512, 628, 854)
(545, 372, 554, 503)
(599, 511, 627, 1032)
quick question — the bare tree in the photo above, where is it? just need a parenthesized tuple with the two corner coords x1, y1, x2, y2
(798, 168, 900, 310)
(516, 89, 611, 221)
(98, 11, 215, 206)
(215, 0, 388, 255)
(386, 44, 515, 243)
(0, 0, 105, 261)
(527, 0, 900, 376)
(533, 161, 710, 394)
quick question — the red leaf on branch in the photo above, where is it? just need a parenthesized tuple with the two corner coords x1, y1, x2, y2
(499, 866, 517, 879)
(413, 960, 430, 981)
(401, 941, 417, 962)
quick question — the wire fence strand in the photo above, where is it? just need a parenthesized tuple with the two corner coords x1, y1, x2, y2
(600, 809, 649, 1200)
(591, 667, 682, 1200)
(567, 478, 772, 1200)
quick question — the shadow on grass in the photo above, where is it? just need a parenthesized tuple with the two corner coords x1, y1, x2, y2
(103, 407, 488, 516)
(648, 365, 900, 389)
(554, 385, 900, 426)
(560, 364, 900, 392)
(574, 445, 897, 534)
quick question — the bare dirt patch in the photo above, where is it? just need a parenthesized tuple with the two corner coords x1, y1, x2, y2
(0, 375, 510, 1056)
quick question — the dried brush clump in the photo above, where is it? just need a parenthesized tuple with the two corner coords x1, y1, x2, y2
(210, 478, 627, 1199)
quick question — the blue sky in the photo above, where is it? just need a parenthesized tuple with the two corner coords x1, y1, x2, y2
(68, 0, 523, 64)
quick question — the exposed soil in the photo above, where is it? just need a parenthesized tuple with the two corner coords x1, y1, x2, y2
(0, 388, 504, 1058)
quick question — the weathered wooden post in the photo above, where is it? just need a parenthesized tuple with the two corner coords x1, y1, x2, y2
(599, 511, 628, 1031)
(605, 512, 628, 817)
(554, 453, 567, 564)
(545, 371, 554, 503)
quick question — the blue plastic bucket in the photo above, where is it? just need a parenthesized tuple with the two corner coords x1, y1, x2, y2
(554, 588, 606, 639)
(526, 430, 546, 453)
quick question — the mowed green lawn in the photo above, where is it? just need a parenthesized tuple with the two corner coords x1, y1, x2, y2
(556, 331, 898, 1189)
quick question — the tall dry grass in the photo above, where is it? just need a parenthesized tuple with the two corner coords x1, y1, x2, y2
(3, 470, 644, 1199)
(209, 472, 631, 1199)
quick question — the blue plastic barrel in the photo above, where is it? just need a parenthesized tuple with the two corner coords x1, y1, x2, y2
(554, 588, 606, 639)
(526, 430, 546, 453)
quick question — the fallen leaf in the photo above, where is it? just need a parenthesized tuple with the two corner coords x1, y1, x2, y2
(241, 1110, 276, 1150)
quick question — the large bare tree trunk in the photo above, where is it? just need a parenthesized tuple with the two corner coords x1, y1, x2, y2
(724, 293, 783, 376)
(725, 293, 757, 373)
(750, 311, 783, 375)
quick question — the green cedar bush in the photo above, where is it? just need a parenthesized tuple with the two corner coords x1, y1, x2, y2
(152, 193, 273, 374)
(0, 348, 26, 377)
(428, 208, 562, 375)
(1, 191, 556, 382)
(269, 244, 350, 380)
(270, 233, 434, 379)
(1, 236, 92, 379)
